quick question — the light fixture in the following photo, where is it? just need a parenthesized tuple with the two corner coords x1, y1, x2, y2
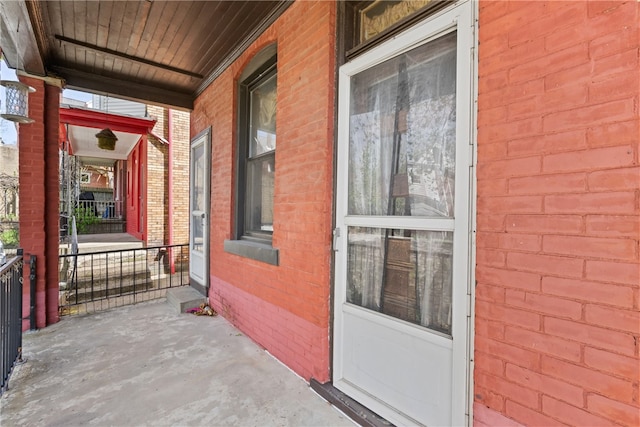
(96, 128, 118, 151)
(1, 80, 35, 123)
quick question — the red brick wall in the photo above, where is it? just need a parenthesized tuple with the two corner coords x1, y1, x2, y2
(18, 77, 61, 329)
(475, 1, 639, 425)
(192, 0, 336, 382)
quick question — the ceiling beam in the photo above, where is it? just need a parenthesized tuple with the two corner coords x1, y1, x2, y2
(54, 34, 204, 79)
(0, 0, 45, 75)
(51, 65, 194, 111)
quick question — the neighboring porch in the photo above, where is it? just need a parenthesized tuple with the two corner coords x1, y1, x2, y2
(0, 300, 353, 426)
(57, 234, 190, 316)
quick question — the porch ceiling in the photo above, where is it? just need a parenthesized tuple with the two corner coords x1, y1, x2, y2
(60, 104, 156, 162)
(0, 1, 291, 110)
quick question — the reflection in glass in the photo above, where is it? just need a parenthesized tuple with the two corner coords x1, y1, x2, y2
(347, 227, 453, 335)
(250, 74, 277, 156)
(193, 143, 205, 212)
(348, 32, 457, 218)
(192, 214, 203, 252)
(246, 155, 275, 233)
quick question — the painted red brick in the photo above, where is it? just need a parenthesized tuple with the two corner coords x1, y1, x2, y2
(544, 191, 636, 214)
(506, 252, 583, 277)
(542, 145, 635, 173)
(476, 266, 541, 292)
(18, 77, 60, 329)
(475, 283, 505, 303)
(505, 214, 583, 234)
(588, 166, 640, 192)
(477, 195, 543, 214)
(542, 396, 619, 427)
(586, 215, 640, 238)
(505, 363, 584, 407)
(587, 120, 638, 147)
(475, 337, 541, 371)
(544, 317, 636, 356)
(543, 235, 637, 261)
(477, 156, 542, 179)
(507, 2, 587, 48)
(585, 260, 640, 286)
(541, 277, 634, 309)
(544, 98, 636, 133)
(497, 233, 541, 252)
(541, 356, 635, 403)
(477, 177, 508, 195)
(584, 347, 640, 380)
(476, 300, 541, 331)
(505, 401, 567, 427)
(592, 49, 639, 81)
(474, 402, 524, 427)
(587, 394, 640, 426)
(478, 4, 639, 424)
(503, 326, 581, 362)
(505, 290, 582, 320)
(589, 71, 639, 103)
(476, 372, 539, 410)
(508, 173, 586, 195)
(584, 305, 640, 334)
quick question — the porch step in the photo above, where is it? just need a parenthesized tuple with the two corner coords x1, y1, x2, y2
(166, 286, 207, 314)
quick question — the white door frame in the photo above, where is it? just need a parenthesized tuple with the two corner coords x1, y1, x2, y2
(332, 2, 476, 425)
(189, 128, 211, 294)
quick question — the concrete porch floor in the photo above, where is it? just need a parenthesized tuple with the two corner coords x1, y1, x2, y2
(0, 300, 354, 426)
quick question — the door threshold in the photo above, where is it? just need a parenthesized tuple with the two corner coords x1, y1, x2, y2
(310, 379, 393, 427)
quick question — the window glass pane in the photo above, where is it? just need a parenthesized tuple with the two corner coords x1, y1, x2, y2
(250, 73, 277, 157)
(192, 213, 203, 252)
(245, 154, 275, 234)
(347, 226, 453, 335)
(193, 143, 205, 212)
(348, 31, 456, 217)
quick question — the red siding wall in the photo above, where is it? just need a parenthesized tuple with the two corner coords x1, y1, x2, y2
(191, 1, 336, 382)
(475, 1, 639, 425)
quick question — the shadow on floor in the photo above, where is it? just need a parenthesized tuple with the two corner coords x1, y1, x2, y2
(0, 300, 354, 426)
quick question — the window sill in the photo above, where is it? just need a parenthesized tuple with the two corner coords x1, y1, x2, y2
(224, 239, 279, 266)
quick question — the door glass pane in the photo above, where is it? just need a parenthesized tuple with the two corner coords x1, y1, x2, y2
(191, 142, 205, 253)
(348, 31, 456, 217)
(192, 214, 203, 252)
(192, 143, 205, 212)
(347, 226, 453, 335)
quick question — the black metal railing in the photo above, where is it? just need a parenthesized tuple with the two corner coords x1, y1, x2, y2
(58, 244, 189, 316)
(1, 250, 24, 394)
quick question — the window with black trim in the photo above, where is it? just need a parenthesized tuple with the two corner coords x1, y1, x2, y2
(243, 65, 276, 239)
(225, 47, 279, 265)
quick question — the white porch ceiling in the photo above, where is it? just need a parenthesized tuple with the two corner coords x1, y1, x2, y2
(67, 124, 142, 161)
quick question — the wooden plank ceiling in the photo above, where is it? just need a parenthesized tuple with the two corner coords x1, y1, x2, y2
(8, 1, 291, 109)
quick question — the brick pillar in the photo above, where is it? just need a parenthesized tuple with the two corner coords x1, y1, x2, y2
(18, 76, 60, 330)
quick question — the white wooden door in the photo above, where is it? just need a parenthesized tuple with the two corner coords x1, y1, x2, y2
(333, 4, 474, 426)
(189, 130, 210, 291)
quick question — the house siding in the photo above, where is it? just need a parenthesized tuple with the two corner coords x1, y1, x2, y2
(191, 0, 336, 383)
(474, 1, 639, 426)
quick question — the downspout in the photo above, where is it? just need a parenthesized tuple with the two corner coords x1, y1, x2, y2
(167, 109, 175, 274)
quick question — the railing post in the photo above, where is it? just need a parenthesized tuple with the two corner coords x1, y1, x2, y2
(29, 255, 36, 330)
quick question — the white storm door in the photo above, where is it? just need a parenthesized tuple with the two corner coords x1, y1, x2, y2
(333, 4, 473, 427)
(189, 130, 210, 290)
